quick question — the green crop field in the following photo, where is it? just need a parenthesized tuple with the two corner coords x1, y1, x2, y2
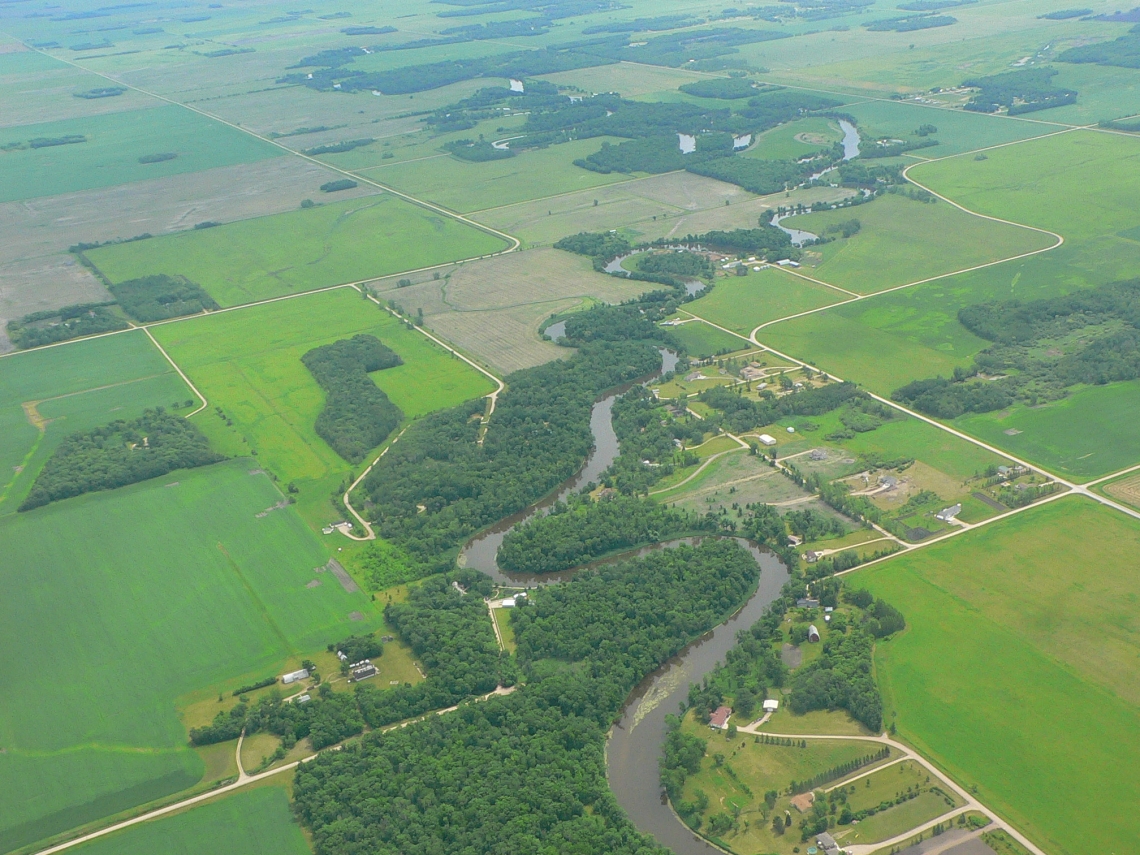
(85, 194, 509, 306)
(685, 267, 846, 335)
(787, 192, 1054, 295)
(362, 137, 631, 213)
(668, 320, 747, 357)
(151, 287, 495, 526)
(955, 380, 1140, 481)
(70, 785, 311, 855)
(0, 104, 280, 202)
(0, 330, 194, 515)
(0, 459, 378, 852)
(856, 497, 1140, 855)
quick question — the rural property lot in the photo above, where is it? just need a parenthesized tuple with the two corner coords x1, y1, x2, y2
(87, 193, 509, 306)
(0, 104, 281, 203)
(0, 330, 192, 514)
(0, 459, 377, 853)
(857, 498, 1140, 855)
(151, 287, 495, 526)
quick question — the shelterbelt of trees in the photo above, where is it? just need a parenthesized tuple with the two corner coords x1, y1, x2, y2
(302, 334, 403, 464)
(361, 340, 662, 575)
(292, 540, 761, 855)
(20, 409, 222, 511)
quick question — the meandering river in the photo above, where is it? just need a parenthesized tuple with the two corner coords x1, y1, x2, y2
(458, 348, 791, 852)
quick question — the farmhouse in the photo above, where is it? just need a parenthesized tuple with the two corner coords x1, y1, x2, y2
(281, 668, 309, 684)
(351, 660, 378, 681)
(796, 597, 820, 608)
(804, 551, 822, 563)
(709, 706, 732, 729)
(816, 831, 841, 855)
(740, 366, 765, 381)
(935, 504, 962, 522)
(807, 624, 821, 643)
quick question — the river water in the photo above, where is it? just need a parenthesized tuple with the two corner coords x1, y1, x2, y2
(773, 120, 863, 246)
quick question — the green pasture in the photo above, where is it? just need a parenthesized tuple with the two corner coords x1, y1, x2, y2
(71, 785, 311, 855)
(789, 192, 1054, 295)
(743, 117, 842, 161)
(151, 288, 495, 526)
(0, 459, 377, 852)
(360, 137, 630, 213)
(956, 380, 1140, 481)
(838, 413, 1007, 483)
(685, 268, 846, 335)
(668, 320, 746, 358)
(0, 104, 279, 202)
(857, 497, 1140, 855)
(86, 194, 508, 306)
(0, 330, 193, 516)
(1029, 61, 1140, 127)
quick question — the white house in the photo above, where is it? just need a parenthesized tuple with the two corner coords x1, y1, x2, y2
(763, 699, 779, 713)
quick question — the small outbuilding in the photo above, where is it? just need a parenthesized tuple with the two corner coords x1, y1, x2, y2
(281, 668, 310, 685)
(807, 624, 821, 643)
(763, 699, 779, 713)
(758, 434, 777, 447)
(709, 706, 733, 729)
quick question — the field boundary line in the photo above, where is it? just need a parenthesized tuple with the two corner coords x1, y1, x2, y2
(769, 264, 860, 297)
(462, 170, 686, 218)
(9, 38, 522, 253)
(142, 327, 208, 416)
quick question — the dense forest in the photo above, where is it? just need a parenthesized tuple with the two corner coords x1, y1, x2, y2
(961, 68, 1077, 114)
(496, 493, 712, 573)
(108, 274, 219, 322)
(893, 278, 1140, 417)
(605, 384, 706, 495)
(292, 540, 760, 855)
(6, 303, 127, 348)
(302, 335, 404, 464)
(191, 570, 509, 748)
(443, 138, 515, 161)
(21, 409, 223, 510)
(680, 77, 764, 99)
(360, 341, 662, 574)
(697, 380, 864, 433)
(864, 13, 957, 30)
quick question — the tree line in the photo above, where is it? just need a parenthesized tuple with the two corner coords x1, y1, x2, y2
(21, 409, 224, 511)
(302, 334, 404, 464)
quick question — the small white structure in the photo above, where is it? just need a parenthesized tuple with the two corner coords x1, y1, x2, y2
(296, 693, 312, 704)
(336, 650, 348, 662)
(807, 624, 821, 643)
(777, 259, 801, 268)
(935, 503, 962, 523)
(282, 668, 310, 685)
(786, 426, 796, 433)
(763, 699, 779, 713)
(758, 434, 777, 446)
(501, 597, 516, 608)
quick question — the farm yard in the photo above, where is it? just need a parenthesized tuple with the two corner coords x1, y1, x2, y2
(85, 194, 510, 307)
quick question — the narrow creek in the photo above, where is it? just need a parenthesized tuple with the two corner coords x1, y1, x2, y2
(458, 348, 792, 853)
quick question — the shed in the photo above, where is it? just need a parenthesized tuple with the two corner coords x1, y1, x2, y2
(763, 699, 779, 712)
(709, 706, 732, 729)
(807, 624, 821, 643)
(758, 434, 777, 447)
(501, 597, 516, 608)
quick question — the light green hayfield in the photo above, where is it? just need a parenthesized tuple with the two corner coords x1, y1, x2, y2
(685, 267, 846, 335)
(0, 330, 193, 516)
(667, 320, 747, 358)
(151, 287, 495, 527)
(0, 459, 378, 852)
(70, 785, 310, 855)
(857, 497, 1140, 855)
(787, 192, 1054, 295)
(86, 194, 509, 306)
(0, 104, 280, 202)
(361, 137, 631, 213)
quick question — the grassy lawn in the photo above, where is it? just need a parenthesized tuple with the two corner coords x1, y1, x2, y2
(686, 268, 847, 335)
(69, 784, 310, 855)
(0, 460, 380, 853)
(788, 193, 1054, 295)
(956, 379, 1140, 481)
(0, 104, 280, 202)
(668, 320, 747, 358)
(151, 288, 495, 528)
(86, 194, 508, 306)
(361, 137, 631, 213)
(0, 330, 193, 516)
(854, 497, 1140, 855)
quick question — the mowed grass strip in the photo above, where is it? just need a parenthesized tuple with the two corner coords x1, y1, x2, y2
(0, 459, 375, 851)
(69, 784, 310, 855)
(86, 194, 509, 306)
(0, 330, 192, 515)
(151, 288, 495, 524)
(686, 267, 846, 335)
(0, 104, 280, 202)
(787, 193, 1054, 295)
(855, 498, 1140, 855)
